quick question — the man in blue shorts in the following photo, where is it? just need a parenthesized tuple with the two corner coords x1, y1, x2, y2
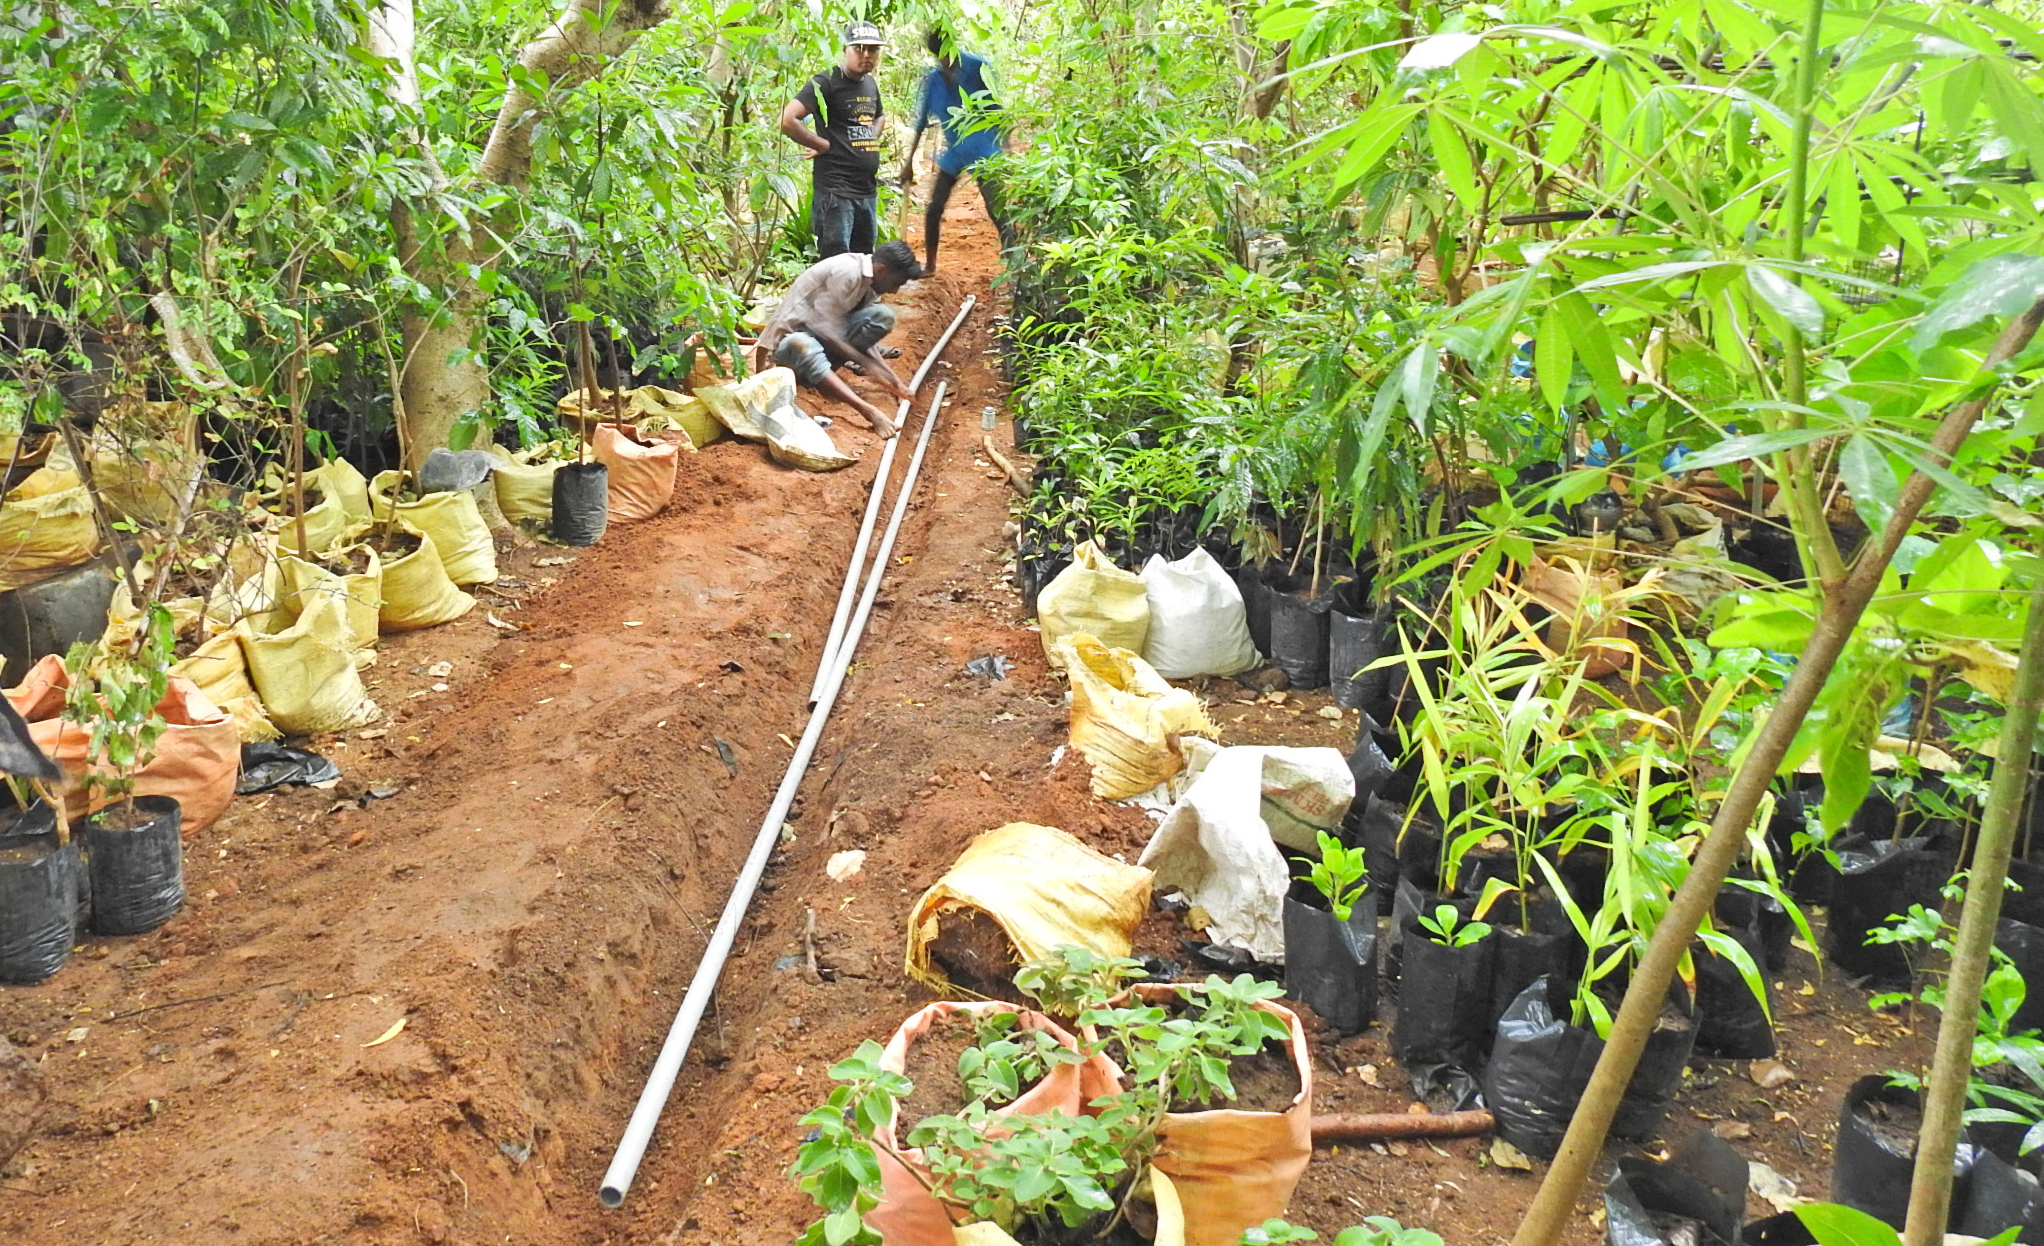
(898, 25, 1009, 275)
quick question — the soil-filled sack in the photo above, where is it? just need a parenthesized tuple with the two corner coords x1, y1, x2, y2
(169, 624, 277, 743)
(1282, 887, 1378, 1033)
(278, 545, 383, 663)
(1832, 1074, 1980, 1229)
(374, 523, 476, 631)
(484, 443, 563, 528)
(1956, 1151, 2044, 1244)
(1392, 914, 1496, 1079)
(550, 462, 609, 547)
(905, 822, 1153, 993)
(1138, 742, 1354, 963)
(1329, 597, 1394, 714)
(81, 794, 183, 936)
(1059, 633, 1218, 799)
(870, 1001, 1116, 1246)
(1121, 983, 1313, 1246)
(1692, 927, 1776, 1059)
(0, 467, 100, 592)
(1603, 1135, 1747, 1246)
(1039, 541, 1150, 667)
(1485, 976, 1696, 1160)
(558, 384, 724, 449)
(242, 592, 380, 737)
(304, 457, 373, 520)
(73, 431, 202, 527)
(1824, 834, 1956, 985)
(592, 423, 681, 520)
(0, 807, 80, 985)
(1521, 555, 1636, 679)
(1264, 575, 1331, 689)
(4, 655, 241, 835)
(368, 471, 498, 585)
(1138, 549, 1259, 678)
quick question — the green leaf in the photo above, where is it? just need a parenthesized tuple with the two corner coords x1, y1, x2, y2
(1428, 109, 1479, 207)
(1672, 427, 1836, 473)
(1837, 436, 1898, 533)
(1747, 265, 1824, 337)
(1795, 1203, 1903, 1246)
(1535, 305, 1573, 414)
(1553, 293, 1624, 410)
(1400, 32, 1482, 70)
(1911, 255, 2044, 352)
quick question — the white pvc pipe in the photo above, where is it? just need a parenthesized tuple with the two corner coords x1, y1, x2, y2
(598, 378, 953, 1209)
(808, 295, 977, 705)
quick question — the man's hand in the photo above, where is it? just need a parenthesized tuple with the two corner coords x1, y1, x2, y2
(895, 163, 915, 187)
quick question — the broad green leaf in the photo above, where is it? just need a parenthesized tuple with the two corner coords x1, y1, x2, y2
(1795, 1203, 1903, 1246)
(1536, 305, 1573, 414)
(1574, 260, 1724, 292)
(1553, 293, 1624, 410)
(1400, 31, 1482, 70)
(1911, 254, 2044, 351)
(1747, 265, 1824, 337)
(1672, 427, 1836, 473)
(1428, 108, 1479, 206)
(1837, 436, 1898, 533)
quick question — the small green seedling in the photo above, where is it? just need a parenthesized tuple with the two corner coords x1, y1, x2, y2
(1308, 831, 1368, 922)
(1418, 904, 1490, 948)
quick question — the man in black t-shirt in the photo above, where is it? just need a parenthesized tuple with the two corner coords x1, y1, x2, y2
(777, 21, 887, 258)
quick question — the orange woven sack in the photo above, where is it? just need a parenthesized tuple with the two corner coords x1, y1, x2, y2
(1114, 983, 1313, 1246)
(5, 654, 240, 835)
(592, 423, 679, 521)
(868, 1001, 1116, 1246)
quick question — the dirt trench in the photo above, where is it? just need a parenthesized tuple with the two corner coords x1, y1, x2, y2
(0, 195, 1935, 1246)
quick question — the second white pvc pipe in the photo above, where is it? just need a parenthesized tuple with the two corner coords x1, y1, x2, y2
(597, 378, 953, 1209)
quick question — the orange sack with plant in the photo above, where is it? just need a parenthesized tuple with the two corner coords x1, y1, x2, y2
(4, 654, 240, 836)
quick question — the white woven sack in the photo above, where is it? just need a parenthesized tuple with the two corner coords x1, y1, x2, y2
(1138, 548, 1260, 678)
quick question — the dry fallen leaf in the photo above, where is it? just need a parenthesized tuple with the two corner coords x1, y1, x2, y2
(1490, 1138, 1534, 1171)
(485, 613, 521, 632)
(1749, 1059, 1795, 1089)
(362, 1017, 407, 1048)
(1714, 1121, 1754, 1142)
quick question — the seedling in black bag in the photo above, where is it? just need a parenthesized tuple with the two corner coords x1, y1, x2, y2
(1308, 831, 1368, 922)
(1418, 903, 1490, 948)
(62, 604, 174, 822)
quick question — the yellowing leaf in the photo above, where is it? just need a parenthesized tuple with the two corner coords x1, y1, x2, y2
(362, 1017, 407, 1048)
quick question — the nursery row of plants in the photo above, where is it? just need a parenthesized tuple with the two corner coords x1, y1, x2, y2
(807, 0, 2044, 1244)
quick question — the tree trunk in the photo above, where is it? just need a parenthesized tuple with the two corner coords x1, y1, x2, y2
(1901, 579, 2044, 1246)
(388, 0, 671, 471)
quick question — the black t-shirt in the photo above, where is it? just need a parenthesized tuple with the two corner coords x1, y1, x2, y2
(795, 68, 883, 197)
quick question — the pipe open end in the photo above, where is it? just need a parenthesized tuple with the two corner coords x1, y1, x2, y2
(599, 1185, 627, 1209)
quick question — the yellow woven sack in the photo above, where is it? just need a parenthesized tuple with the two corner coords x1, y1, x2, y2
(484, 444, 561, 527)
(369, 471, 497, 585)
(1037, 540, 1150, 668)
(0, 467, 101, 591)
(905, 822, 1154, 993)
(557, 384, 725, 448)
(1059, 633, 1218, 799)
(279, 544, 383, 661)
(374, 522, 474, 632)
(170, 624, 279, 742)
(241, 591, 379, 735)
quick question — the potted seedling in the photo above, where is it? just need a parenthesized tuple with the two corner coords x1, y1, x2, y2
(1283, 831, 1377, 1033)
(63, 603, 186, 936)
(793, 957, 1313, 1246)
(1392, 893, 1500, 1085)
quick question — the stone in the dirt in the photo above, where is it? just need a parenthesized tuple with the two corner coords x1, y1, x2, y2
(1316, 705, 1344, 720)
(1749, 1058, 1794, 1089)
(826, 850, 865, 881)
(1748, 1160, 1801, 1213)
(1713, 1121, 1754, 1141)
(0, 1036, 47, 1167)
(1235, 666, 1289, 693)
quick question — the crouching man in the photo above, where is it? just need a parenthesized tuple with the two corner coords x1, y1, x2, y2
(754, 240, 924, 438)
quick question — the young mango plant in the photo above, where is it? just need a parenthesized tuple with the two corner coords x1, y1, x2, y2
(61, 602, 175, 821)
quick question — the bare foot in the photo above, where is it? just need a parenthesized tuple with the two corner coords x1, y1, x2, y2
(859, 406, 899, 438)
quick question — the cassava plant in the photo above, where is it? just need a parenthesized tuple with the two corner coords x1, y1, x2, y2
(61, 602, 176, 822)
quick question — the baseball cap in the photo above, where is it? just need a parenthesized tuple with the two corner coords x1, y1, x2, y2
(843, 21, 884, 47)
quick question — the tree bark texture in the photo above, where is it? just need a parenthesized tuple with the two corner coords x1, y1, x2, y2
(388, 0, 670, 469)
(1901, 578, 2044, 1246)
